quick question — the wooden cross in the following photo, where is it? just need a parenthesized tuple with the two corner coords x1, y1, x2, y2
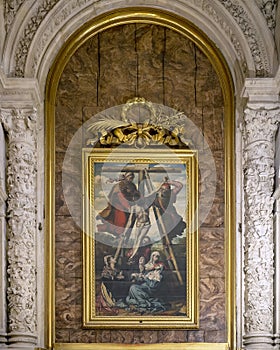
(102, 164, 184, 285)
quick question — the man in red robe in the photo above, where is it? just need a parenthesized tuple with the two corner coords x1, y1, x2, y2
(96, 172, 140, 236)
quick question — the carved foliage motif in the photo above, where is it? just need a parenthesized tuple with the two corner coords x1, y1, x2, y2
(95, 123, 186, 148)
(218, 0, 269, 76)
(4, 0, 25, 32)
(11, 0, 271, 78)
(14, 0, 91, 77)
(14, 0, 58, 77)
(202, 0, 248, 75)
(0, 108, 37, 337)
(242, 108, 280, 333)
(257, 0, 277, 32)
(30, 0, 90, 76)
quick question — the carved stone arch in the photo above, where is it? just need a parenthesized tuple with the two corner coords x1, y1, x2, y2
(2, 0, 275, 92)
(220, 0, 277, 77)
(27, 0, 253, 90)
(2, 0, 38, 76)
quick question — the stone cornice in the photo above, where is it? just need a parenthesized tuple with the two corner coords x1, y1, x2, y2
(242, 66, 280, 104)
(0, 69, 42, 107)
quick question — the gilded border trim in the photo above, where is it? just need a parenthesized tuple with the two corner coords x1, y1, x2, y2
(45, 7, 235, 350)
(82, 148, 199, 328)
(54, 343, 229, 350)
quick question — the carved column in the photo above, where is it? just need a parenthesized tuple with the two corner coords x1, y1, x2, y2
(242, 106, 280, 349)
(274, 126, 280, 349)
(0, 108, 38, 348)
(275, 185, 280, 349)
(0, 124, 7, 346)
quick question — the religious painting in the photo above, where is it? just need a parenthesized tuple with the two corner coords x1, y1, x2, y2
(82, 148, 198, 328)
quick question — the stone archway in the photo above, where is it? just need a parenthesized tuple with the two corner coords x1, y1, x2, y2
(45, 8, 235, 350)
(0, 1, 279, 349)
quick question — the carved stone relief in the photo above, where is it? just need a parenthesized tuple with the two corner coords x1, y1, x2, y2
(0, 107, 38, 346)
(1, 0, 272, 78)
(242, 107, 280, 347)
(255, 0, 277, 32)
(0, 123, 7, 345)
(4, 0, 25, 32)
(202, 0, 248, 75)
(29, 0, 91, 78)
(14, 0, 58, 77)
(218, 0, 271, 76)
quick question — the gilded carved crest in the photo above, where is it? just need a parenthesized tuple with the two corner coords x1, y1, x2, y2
(86, 98, 190, 149)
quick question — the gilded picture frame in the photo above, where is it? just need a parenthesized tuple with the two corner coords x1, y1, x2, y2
(82, 148, 198, 329)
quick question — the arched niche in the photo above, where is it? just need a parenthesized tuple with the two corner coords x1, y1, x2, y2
(45, 8, 235, 350)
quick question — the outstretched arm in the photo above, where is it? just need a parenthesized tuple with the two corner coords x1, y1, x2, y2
(168, 180, 183, 195)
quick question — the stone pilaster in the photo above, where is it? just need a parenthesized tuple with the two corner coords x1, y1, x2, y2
(242, 106, 280, 349)
(274, 185, 280, 349)
(0, 107, 38, 348)
(0, 123, 7, 346)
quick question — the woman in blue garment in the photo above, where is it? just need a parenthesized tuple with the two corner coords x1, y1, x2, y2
(126, 251, 166, 313)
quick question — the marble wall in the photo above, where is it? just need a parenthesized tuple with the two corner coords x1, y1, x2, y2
(55, 23, 225, 344)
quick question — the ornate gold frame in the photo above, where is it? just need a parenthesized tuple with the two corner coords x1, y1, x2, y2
(83, 148, 198, 328)
(45, 7, 235, 350)
(53, 343, 229, 350)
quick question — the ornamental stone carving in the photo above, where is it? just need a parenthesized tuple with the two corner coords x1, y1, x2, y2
(0, 108, 38, 346)
(0, 123, 7, 346)
(10, 0, 272, 78)
(218, 0, 271, 76)
(14, 0, 90, 77)
(30, 0, 90, 77)
(242, 107, 280, 347)
(202, 0, 248, 75)
(4, 0, 25, 32)
(256, 0, 277, 32)
(14, 0, 58, 77)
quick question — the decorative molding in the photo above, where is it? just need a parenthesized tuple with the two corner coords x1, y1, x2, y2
(0, 107, 38, 346)
(10, 0, 273, 78)
(0, 123, 7, 346)
(13, 0, 91, 78)
(242, 78, 280, 104)
(202, 0, 248, 75)
(256, 0, 277, 33)
(14, 0, 58, 77)
(0, 187, 7, 213)
(4, 0, 25, 33)
(242, 107, 280, 348)
(218, 0, 271, 77)
(0, 68, 42, 107)
(29, 0, 90, 78)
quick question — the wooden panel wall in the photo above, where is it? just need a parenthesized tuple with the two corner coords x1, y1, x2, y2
(55, 24, 225, 344)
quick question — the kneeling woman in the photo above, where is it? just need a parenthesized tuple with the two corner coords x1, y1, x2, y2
(126, 251, 166, 313)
